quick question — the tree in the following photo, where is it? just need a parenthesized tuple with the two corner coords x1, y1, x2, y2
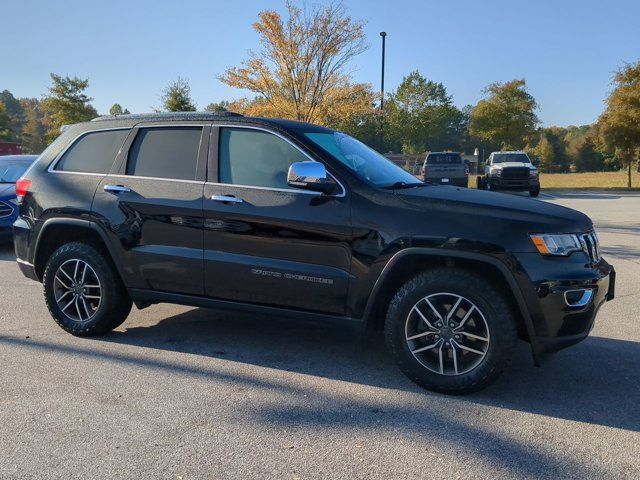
(469, 79, 539, 150)
(598, 61, 640, 188)
(205, 100, 230, 112)
(386, 71, 464, 153)
(0, 102, 12, 141)
(220, 1, 370, 125)
(160, 78, 196, 112)
(0, 90, 25, 141)
(20, 98, 47, 154)
(40, 73, 98, 143)
(109, 103, 130, 116)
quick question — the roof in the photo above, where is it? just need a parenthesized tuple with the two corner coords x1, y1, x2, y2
(85, 112, 333, 134)
(0, 155, 39, 163)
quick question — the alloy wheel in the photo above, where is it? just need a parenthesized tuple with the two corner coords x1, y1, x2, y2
(405, 292, 490, 376)
(53, 259, 102, 322)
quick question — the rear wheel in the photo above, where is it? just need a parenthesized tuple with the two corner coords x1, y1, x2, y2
(476, 176, 484, 190)
(384, 268, 518, 394)
(43, 242, 132, 336)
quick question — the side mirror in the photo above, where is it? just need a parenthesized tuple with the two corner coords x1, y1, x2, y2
(532, 158, 541, 167)
(287, 161, 337, 195)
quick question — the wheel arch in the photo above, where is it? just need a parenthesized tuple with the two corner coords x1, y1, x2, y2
(32, 218, 123, 282)
(362, 248, 536, 342)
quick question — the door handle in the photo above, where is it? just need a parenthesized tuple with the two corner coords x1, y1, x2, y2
(104, 184, 131, 194)
(211, 195, 243, 204)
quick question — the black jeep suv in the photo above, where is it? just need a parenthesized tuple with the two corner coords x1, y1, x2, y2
(14, 113, 615, 394)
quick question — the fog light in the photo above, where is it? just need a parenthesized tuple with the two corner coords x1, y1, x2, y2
(564, 289, 593, 308)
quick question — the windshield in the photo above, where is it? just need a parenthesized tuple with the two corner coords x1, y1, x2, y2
(426, 153, 462, 165)
(0, 163, 30, 183)
(303, 131, 419, 187)
(492, 153, 530, 164)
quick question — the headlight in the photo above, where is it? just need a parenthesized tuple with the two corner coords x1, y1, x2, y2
(530, 170, 538, 177)
(491, 168, 502, 176)
(530, 233, 583, 256)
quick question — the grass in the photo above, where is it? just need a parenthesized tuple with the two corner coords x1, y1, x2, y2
(539, 170, 640, 190)
(466, 170, 640, 190)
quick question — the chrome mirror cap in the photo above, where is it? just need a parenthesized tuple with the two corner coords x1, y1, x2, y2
(287, 161, 337, 194)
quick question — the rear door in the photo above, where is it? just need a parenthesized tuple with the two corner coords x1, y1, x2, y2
(93, 123, 209, 295)
(202, 125, 352, 315)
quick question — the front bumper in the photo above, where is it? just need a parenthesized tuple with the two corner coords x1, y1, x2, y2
(489, 177, 538, 190)
(515, 252, 615, 363)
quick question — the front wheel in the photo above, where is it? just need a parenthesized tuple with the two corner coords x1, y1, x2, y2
(384, 268, 518, 394)
(529, 184, 540, 197)
(43, 242, 132, 336)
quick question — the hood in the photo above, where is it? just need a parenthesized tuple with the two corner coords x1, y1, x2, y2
(0, 183, 16, 199)
(395, 185, 592, 234)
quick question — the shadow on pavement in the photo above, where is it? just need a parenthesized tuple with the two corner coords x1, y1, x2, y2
(84, 307, 640, 434)
(0, 314, 630, 478)
(0, 242, 15, 262)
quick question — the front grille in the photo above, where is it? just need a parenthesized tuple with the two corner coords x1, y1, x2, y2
(0, 201, 13, 218)
(580, 232, 601, 263)
(501, 167, 530, 180)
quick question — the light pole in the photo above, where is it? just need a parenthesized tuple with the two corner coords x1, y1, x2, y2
(380, 31, 386, 111)
(379, 31, 387, 152)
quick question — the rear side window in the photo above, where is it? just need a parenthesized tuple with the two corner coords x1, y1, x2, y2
(55, 129, 129, 173)
(426, 153, 462, 165)
(126, 127, 202, 180)
(218, 127, 308, 189)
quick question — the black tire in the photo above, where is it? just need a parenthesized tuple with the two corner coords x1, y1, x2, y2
(529, 184, 540, 197)
(384, 268, 517, 394)
(43, 242, 132, 336)
(476, 176, 484, 190)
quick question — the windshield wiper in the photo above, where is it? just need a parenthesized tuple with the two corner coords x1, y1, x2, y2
(381, 181, 429, 190)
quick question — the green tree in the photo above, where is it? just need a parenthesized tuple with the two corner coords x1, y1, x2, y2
(20, 98, 47, 154)
(469, 79, 539, 150)
(160, 78, 196, 112)
(0, 102, 12, 141)
(386, 71, 464, 153)
(41, 73, 98, 143)
(0, 90, 25, 141)
(205, 100, 230, 112)
(109, 103, 130, 116)
(598, 61, 640, 188)
(571, 135, 605, 172)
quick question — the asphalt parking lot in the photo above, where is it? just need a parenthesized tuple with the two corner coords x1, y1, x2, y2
(1, 190, 638, 479)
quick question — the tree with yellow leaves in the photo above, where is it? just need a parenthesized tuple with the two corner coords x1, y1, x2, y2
(220, 1, 375, 127)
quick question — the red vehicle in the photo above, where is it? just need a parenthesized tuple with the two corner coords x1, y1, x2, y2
(0, 142, 23, 155)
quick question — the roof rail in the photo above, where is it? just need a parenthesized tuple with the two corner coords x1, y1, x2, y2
(90, 111, 244, 122)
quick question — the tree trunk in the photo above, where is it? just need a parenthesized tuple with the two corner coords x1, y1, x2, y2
(629, 161, 632, 189)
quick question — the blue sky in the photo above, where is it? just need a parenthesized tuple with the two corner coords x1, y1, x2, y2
(2, 0, 639, 126)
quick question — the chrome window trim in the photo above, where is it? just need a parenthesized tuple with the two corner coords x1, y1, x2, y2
(213, 124, 347, 198)
(105, 173, 205, 185)
(204, 181, 320, 195)
(47, 127, 131, 175)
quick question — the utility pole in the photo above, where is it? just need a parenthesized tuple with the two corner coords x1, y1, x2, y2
(379, 31, 387, 152)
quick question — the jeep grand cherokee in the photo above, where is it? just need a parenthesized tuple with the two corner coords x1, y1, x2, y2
(13, 112, 615, 394)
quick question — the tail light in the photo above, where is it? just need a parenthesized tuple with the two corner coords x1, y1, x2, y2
(421, 165, 426, 176)
(15, 178, 31, 203)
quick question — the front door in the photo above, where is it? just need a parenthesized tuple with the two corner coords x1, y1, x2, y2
(93, 124, 209, 295)
(202, 126, 352, 315)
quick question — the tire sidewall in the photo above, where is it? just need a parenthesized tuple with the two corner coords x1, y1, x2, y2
(385, 270, 516, 393)
(43, 243, 117, 335)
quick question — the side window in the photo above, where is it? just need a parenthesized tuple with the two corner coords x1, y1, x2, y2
(219, 128, 309, 189)
(126, 127, 202, 180)
(55, 129, 129, 174)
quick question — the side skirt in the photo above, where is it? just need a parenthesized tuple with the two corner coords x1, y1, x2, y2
(129, 288, 365, 329)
